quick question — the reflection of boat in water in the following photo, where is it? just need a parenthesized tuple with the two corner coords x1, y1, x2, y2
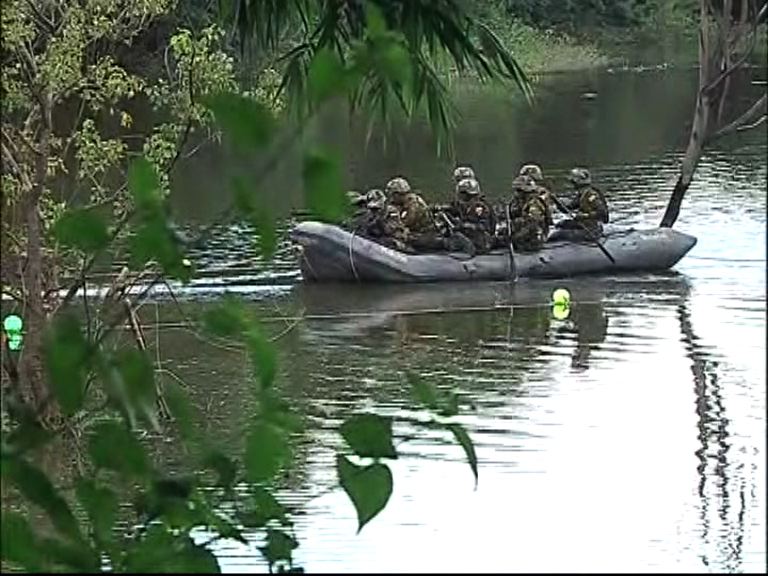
(291, 221, 697, 282)
(293, 273, 693, 336)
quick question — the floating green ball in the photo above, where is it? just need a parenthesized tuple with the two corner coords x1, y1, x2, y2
(8, 334, 23, 351)
(552, 303, 570, 320)
(3, 314, 23, 334)
(552, 288, 571, 307)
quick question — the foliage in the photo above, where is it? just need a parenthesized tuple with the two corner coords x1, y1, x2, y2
(232, 0, 534, 155)
(1, 1, 484, 573)
(499, 0, 699, 32)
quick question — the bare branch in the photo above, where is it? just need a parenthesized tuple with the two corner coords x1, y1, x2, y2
(701, 7, 761, 96)
(710, 94, 768, 140)
(22, 0, 55, 34)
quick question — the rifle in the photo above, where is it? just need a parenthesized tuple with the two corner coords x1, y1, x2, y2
(548, 191, 616, 265)
(432, 207, 457, 236)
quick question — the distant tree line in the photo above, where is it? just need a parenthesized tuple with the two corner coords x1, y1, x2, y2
(478, 0, 699, 30)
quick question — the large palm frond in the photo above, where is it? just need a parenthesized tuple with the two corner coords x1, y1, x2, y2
(228, 1, 533, 154)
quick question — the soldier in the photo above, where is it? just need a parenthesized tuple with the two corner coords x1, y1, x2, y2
(453, 165, 475, 186)
(507, 174, 550, 252)
(555, 168, 609, 237)
(343, 190, 371, 232)
(363, 189, 410, 252)
(385, 176, 438, 238)
(447, 177, 496, 254)
(518, 163, 554, 225)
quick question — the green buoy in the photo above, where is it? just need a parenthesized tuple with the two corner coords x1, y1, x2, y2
(3, 314, 24, 350)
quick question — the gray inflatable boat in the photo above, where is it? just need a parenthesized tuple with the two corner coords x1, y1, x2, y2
(291, 221, 697, 282)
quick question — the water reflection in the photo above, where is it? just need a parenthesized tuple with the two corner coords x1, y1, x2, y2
(135, 64, 766, 571)
(678, 299, 751, 572)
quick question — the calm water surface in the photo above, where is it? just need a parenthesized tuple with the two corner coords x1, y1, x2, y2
(141, 67, 766, 572)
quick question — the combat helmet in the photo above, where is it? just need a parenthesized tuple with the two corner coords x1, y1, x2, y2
(365, 188, 387, 210)
(568, 167, 591, 188)
(456, 177, 481, 197)
(385, 177, 411, 197)
(512, 174, 537, 194)
(453, 165, 476, 183)
(519, 163, 544, 183)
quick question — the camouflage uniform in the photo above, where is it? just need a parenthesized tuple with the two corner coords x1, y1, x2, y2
(343, 190, 372, 232)
(519, 163, 554, 225)
(507, 175, 550, 252)
(385, 177, 444, 252)
(556, 168, 609, 236)
(363, 189, 410, 251)
(447, 177, 496, 254)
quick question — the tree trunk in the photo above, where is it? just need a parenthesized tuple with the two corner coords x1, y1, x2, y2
(660, 0, 716, 228)
(660, 0, 763, 228)
(19, 91, 54, 420)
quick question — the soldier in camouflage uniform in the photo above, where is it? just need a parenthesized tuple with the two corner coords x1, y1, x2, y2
(518, 163, 554, 224)
(343, 190, 371, 232)
(507, 174, 550, 252)
(385, 177, 445, 252)
(453, 165, 475, 186)
(362, 189, 410, 252)
(446, 177, 496, 254)
(555, 168, 609, 237)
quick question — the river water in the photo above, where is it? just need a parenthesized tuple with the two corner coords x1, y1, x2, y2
(137, 66, 767, 572)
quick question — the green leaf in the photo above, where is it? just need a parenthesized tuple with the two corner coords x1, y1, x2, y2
(252, 486, 288, 524)
(245, 326, 276, 390)
(375, 38, 412, 88)
(75, 479, 118, 543)
(129, 218, 187, 280)
(88, 420, 150, 479)
(54, 208, 110, 252)
(44, 313, 89, 416)
(138, 478, 202, 529)
(252, 205, 277, 260)
(307, 48, 347, 104)
(259, 390, 304, 433)
(336, 455, 393, 533)
(115, 349, 158, 430)
(258, 529, 298, 567)
(128, 157, 162, 215)
(202, 297, 248, 338)
(203, 450, 237, 489)
(2, 457, 83, 542)
(206, 513, 248, 545)
(1, 512, 42, 572)
(238, 486, 288, 529)
(408, 373, 438, 410)
(232, 177, 277, 260)
(245, 422, 290, 483)
(3, 414, 52, 455)
(437, 391, 460, 418)
(206, 91, 274, 151)
(162, 379, 195, 440)
(364, 1, 388, 38)
(39, 538, 99, 572)
(302, 151, 347, 223)
(340, 413, 397, 459)
(447, 423, 478, 487)
(124, 527, 220, 573)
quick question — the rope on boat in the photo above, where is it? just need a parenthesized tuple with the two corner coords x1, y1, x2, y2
(348, 229, 361, 282)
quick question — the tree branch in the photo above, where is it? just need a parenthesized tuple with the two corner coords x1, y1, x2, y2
(701, 6, 761, 96)
(710, 94, 768, 140)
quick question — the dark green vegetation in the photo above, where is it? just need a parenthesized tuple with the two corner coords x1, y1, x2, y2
(1, 0, 765, 573)
(1, 0, 524, 572)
